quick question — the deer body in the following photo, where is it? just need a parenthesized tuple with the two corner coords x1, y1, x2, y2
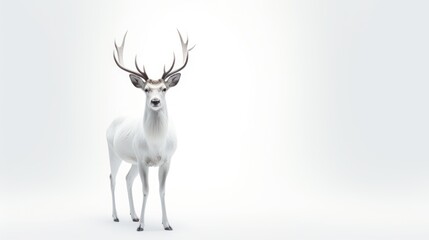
(107, 31, 193, 231)
(107, 112, 176, 167)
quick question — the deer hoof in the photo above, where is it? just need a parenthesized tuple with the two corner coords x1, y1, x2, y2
(113, 218, 119, 222)
(137, 226, 144, 231)
(164, 226, 173, 231)
(132, 218, 139, 222)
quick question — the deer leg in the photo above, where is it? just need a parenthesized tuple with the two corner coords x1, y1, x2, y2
(137, 162, 149, 231)
(126, 164, 139, 222)
(159, 162, 172, 230)
(108, 146, 122, 222)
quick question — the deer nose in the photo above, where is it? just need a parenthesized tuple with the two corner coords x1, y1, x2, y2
(151, 98, 160, 105)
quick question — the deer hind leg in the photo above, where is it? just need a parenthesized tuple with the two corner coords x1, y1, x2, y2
(108, 146, 122, 222)
(126, 164, 139, 222)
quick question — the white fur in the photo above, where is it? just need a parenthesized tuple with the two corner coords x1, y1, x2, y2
(109, 30, 191, 231)
(106, 89, 177, 230)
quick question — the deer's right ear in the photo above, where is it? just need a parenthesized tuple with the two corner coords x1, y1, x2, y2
(129, 74, 145, 88)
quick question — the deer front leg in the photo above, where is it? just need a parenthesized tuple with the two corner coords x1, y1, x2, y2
(137, 162, 149, 231)
(159, 161, 172, 230)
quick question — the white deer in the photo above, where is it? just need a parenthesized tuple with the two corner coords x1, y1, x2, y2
(106, 31, 193, 231)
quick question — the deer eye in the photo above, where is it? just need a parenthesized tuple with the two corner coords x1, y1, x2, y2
(162, 88, 167, 92)
(144, 88, 149, 93)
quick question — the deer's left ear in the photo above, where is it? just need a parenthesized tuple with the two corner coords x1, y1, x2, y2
(166, 73, 181, 88)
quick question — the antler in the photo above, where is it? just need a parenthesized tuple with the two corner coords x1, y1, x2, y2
(113, 32, 149, 81)
(162, 30, 195, 80)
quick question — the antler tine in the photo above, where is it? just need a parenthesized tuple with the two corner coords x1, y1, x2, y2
(114, 31, 127, 63)
(189, 44, 196, 51)
(163, 30, 194, 79)
(134, 56, 149, 80)
(177, 30, 188, 60)
(162, 53, 176, 79)
(113, 31, 148, 80)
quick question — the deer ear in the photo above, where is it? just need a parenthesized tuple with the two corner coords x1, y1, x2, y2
(166, 73, 181, 88)
(129, 74, 145, 88)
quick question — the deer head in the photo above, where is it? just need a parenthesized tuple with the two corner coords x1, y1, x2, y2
(113, 30, 194, 111)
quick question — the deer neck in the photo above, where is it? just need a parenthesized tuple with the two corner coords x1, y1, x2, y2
(143, 106, 169, 143)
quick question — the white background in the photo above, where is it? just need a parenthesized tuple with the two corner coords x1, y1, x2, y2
(1, 0, 429, 239)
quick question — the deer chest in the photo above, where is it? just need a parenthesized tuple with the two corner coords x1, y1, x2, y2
(144, 154, 165, 167)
